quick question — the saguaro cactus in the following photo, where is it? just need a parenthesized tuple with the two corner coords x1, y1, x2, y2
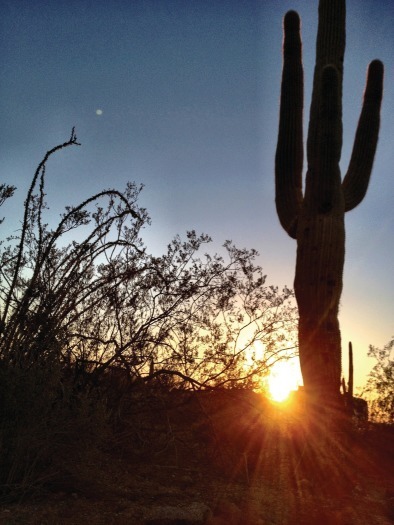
(275, 0, 383, 408)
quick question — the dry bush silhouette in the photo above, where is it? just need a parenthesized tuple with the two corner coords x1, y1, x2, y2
(0, 131, 297, 500)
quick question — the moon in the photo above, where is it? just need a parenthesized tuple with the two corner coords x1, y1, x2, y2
(96, 109, 103, 116)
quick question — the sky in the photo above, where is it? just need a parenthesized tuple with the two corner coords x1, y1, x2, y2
(0, 0, 393, 390)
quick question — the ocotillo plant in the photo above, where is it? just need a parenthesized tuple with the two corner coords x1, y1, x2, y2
(275, 0, 383, 408)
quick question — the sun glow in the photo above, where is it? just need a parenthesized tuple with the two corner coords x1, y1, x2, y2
(267, 360, 301, 403)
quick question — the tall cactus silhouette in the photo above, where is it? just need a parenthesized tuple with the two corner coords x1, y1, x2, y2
(275, 0, 383, 408)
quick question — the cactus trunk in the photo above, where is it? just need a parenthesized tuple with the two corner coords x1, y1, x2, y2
(275, 0, 383, 411)
(295, 213, 344, 399)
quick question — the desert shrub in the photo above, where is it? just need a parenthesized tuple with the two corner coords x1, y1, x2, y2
(363, 338, 394, 423)
(0, 361, 109, 500)
(0, 131, 297, 498)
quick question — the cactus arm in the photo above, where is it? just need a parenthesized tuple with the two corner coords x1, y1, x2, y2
(275, 11, 303, 240)
(342, 60, 384, 211)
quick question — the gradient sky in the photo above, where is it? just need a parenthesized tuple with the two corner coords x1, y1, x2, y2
(1, 0, 393, 389)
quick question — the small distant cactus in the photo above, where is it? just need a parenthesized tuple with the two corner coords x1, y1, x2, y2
(348, 341, 354, 399)
(275, 0, 384, 406)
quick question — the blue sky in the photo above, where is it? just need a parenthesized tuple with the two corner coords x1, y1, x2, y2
(0, 0, 393, 388)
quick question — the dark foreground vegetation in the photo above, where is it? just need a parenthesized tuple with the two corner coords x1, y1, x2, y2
(0, 132, 294, 501)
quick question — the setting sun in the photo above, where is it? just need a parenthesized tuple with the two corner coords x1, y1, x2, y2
(267, 360, 301, 402)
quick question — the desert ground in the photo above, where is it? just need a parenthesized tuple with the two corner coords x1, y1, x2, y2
(1, 389, 393, 525)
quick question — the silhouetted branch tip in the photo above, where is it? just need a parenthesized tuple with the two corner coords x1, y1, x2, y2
(70, 127, 81, 145)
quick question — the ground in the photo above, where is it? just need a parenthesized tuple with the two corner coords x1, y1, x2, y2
(1, 389, 393, 524)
